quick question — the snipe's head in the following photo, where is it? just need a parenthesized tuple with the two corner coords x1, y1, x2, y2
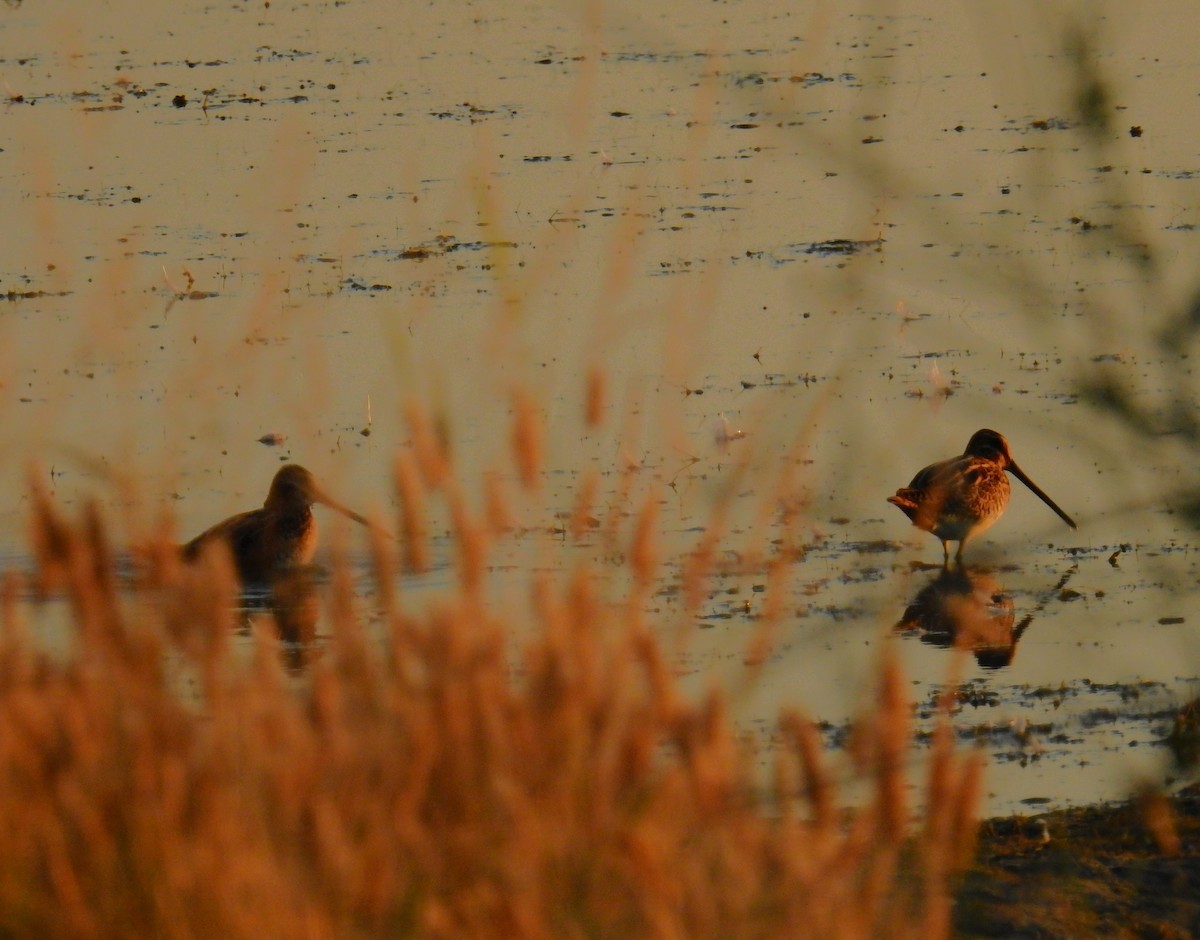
(963, 429, 1013, 466)
(264, 464, 373, 528)
(265, 464, 320, 510)
(964, 429, 1077, 531)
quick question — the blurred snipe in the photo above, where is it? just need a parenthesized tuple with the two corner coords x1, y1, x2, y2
(182, 464, 370, 585)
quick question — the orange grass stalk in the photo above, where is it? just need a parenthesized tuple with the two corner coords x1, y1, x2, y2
(779, 708, 835, 835)
(365, 509, 398, 614)
(447, 483, 487, 596)
(1138, 786, 1182, 857)
(917, 718, 956, 938)
(481, 469, 515, 536)
(568, 468, 601, 541)
(948, 747, 985, 872)
(393, 450, 430, 574)
(875, 647, 911, 841)
(510, 385, 543, 492)
(404, 400, 451, 491)
(26, 468, 74, 599)
(601, 449, 641, 556)
(0, 571, 21, 642)
(678, 524, 719, 615)
(628, 491, 660, 590)
(584, 365, 606, 429)
(742, 550, 792, 675)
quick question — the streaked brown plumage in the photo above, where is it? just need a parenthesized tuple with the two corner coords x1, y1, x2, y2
(182, 464, 369, 585)
(887, 429, 1076, 564)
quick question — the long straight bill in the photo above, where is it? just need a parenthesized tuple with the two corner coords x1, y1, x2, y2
(1009, 463, 1077, 529)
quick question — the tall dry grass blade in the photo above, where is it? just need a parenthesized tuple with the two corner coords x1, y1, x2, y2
(132, 507, 183, 590)
(510, 385, 543, 492)
(325, 536, 380, 708)
(874, 646, 910, 842)
(584, 365, 606, 429)
(630, 621, 682, 727)
(677, 517, 722, 629)
(164, 539, 238, 696)
(739, 538, 795, 683)
(404, 400, 451, 490)
(601, 450, 641, 557)
(447, 483, 487, 595)
(27, 467, 73, 598)
(393, 450, 430, 574)
(948, 747, 985, 873)
(0, 570, 23, 643)
(568, 469, 600, 541)
(780, 708, 835, 834)
(917, 719, 956, 940)
(628, 491, 660, 590)
(923, 720, 954, 848)
(1137, 785, 1181, 857)
(482, 469, 515, 535)
(80, 502, 115, 601)
(365, 509, 397, 614)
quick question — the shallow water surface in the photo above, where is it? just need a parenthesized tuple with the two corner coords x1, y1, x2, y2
(1, 0, 1199, 815)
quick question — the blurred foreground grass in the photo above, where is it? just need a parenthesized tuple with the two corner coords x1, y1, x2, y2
(0, 418, 984, 940)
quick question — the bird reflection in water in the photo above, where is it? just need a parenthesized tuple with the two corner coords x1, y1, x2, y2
(895, 565, 1028, 669)
(237, 567, 324, 674)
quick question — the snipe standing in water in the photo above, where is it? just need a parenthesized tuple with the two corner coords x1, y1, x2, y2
(182, 464, 371, 585)
(887, 428, 1076, 564)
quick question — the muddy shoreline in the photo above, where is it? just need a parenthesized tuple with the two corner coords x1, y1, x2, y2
(955, 783, 1200, 937)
